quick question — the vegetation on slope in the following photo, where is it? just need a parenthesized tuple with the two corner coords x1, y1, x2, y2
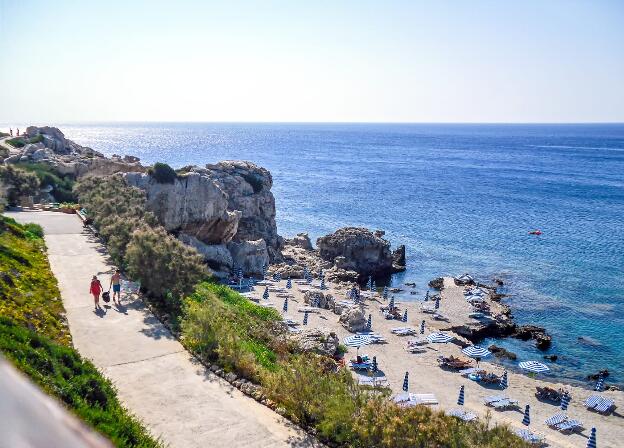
(15, 162, 77, 202)
(6, 134, 43, 148)
(76, 176, 528, 448)
(0, 214, 161, 447)
(0, 165, 40, 206)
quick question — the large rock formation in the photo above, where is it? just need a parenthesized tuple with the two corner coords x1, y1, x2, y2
(3, 126, 145, 177)
(227, 239, 269, 276)
(124, 171, 240, 244)
(317, 227, 402, 280)
(338, 306, 368, 333)
(291, 328, 339, 356)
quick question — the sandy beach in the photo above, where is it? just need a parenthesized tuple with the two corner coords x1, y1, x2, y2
(248, 277, 623, 448)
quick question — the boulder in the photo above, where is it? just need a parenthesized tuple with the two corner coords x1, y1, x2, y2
(392, 245, 406, 269)
(291, 328, 339, 356)
(285, 233, 313, 250)
(316, 227, 394, 279)
(428, 277, 444, 289)
(227, 239, 269, 276)
(31, 148, 53, 162)
(488, 344, 517, 360)
(178, 234, 233, 270)
(124, 171, 240, 244)
(338, 306, 367, 333)
(303, 290, 333, 309)
(204, 161, 282, 261)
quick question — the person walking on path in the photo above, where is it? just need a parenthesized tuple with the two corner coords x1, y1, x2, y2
(110, 269, 122, 305)
(89, 275, 103, 310)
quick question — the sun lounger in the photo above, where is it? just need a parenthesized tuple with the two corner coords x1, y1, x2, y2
(297, 306, 320, 313)
(545, 412, 567, 428)
(433, 313, 449, 321)
(287, 327, 302, 334)
(412, 393, 438, 405)
(584, 394, 615, 414)
(357, 375, 389, 387)
(516, 429, 545, 446)
(483, 395, 508, 405)
(556, 419, 583, 433)
(349, 361, 372, 371)
(407, 337, 428, 346)
(446, 409, 478, 422)
(283, 319, 298, 326)
(492, 399, 519, 410)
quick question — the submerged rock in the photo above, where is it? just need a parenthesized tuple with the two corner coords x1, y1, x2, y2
(428, 277, 444, 289)
(489, 344, 517, 360)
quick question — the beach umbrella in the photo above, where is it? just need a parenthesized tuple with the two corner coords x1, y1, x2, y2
(282, 297, 288, 312)
(319, 268, 324, 279)
(263, 287, 269, 300)
(262, 264, 268, 279)
(372, 356, 378, 373)
(383, 286, 388, 300)
(286, 277, 292, 289)
(343, 334, 372, 348)
(424, 291, 429, 302)
(521, 405, 530, 426)
(560, 392, 571, 411)
(276, 272, 282, 282)
(320, 277, 326, 290)
(402, 309, 408, 323)
(586, 428, 596, 448)
(303, 266, 308, 277)
(371, 281, 377, 292)
(420, 320, 425, 334)
(426, 332, 454, 343)
(519, 361, 550, 374)
(595, 376, 605, 392)
(462, 345, 492, 360)
(237, 267, 243, 281)
(457, 385, 465, 406)
(500, 371, 508, 389)
(367, 276, 372, 290)
(434, 297, 441, 310)
(366, 314, 372, 332)
(402, 372, 409, 392)
(303, 311, 309, 325)
(389, 297, 395, 311)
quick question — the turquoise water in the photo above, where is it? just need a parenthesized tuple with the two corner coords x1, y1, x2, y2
(44, 123, 624, 384)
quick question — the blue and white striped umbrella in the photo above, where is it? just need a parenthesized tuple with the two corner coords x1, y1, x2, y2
(303, 311, 309, 325)
(372, 356, 378, 373)
(420, 320, 425, 334)
(522, 404, 531, 426)
(402, 372, 409, 392)
(262, 264, 268, 279)
(424, 291, 429, 302)
(500, 371, 508, 389)
(519, 361, 550, 374)
(366, 314, 372, 331)
(276, 272, 282, 282)
(371, 281, 377, 292)
(586, 427, 596, 448)
(282, 298, 288, 312)
(560, 392, 571, 411)
(320, 278, 326, 290)
(303, 266, 309, 278)
(462, 345, 492, 359)
(319, 269, 323, 279)
(306, 273, 312, 284)
(263, 287, 269, 300)
(383, 286, 388, 300)
(457, 385, 465, 405)
(237, 267, 243, 281)
(343, 334, 372, 348)
(286, 277, 292, 289)
(402, 310, 408, 323)
(389, 297, 395, 311)
(595, 376, 605, 392)
(366, 276, 372, 290)
(427, 332, 454, 343)
(434, 297, 441, 310)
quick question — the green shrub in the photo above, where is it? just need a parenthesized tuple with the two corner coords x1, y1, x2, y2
(28, 134, 43, 144)
(148, 162, 177, 184)
(0, 165, 40, 205)
(125, 226, 207, 308)
(0, 317, 161, 447)
(6, 137, 26, 148)
(16, 163, 76, 203)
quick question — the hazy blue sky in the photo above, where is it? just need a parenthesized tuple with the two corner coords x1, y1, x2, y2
(1, 0, 623, 123)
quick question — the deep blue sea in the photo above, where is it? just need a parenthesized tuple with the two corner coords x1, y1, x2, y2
(19, 122, 624, 385)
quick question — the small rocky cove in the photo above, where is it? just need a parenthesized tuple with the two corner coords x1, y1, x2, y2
(3, 126, 552, 363)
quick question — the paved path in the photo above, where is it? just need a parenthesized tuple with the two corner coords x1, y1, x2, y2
(7, 211, 320, 448)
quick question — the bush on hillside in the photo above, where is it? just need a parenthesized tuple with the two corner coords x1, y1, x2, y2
(148, 162, 177, 184)
(0, 165, 40, 205)
(125, 226, 207, 308)
(16, 163, 76, 202)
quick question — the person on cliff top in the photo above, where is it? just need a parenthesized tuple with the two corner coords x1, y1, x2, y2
(90, 275, 103, 310)
(9, 128, 12, 136)
(110, 269, 122, 305)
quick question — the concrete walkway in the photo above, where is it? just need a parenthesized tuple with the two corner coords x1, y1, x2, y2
(7, 211, 320, 448)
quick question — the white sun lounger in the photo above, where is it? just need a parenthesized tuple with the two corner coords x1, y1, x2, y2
(515, 429, 546, 446)
(584, 394, 615, 414)
(297, 307, 320, 313)
(412, 393, 438, 405)
(483, 395, 508, 405)
(492, 399, 519, 410)
(357, 375, 389, 386)
(545, 412, 567, 428)
(556, 419, 584, 433)
(446, 409, 477, 422)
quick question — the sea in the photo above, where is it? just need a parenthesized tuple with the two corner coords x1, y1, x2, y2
(15, 122, 624, 385)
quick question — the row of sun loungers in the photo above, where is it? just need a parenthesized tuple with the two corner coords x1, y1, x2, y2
(584, 394, 615, 414)
(483, 395, 520, 410)
(544, 412, 584, 433)
(391, 327, 417, 336)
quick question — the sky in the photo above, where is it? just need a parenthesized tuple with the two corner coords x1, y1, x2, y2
(1, 0, 623, 123)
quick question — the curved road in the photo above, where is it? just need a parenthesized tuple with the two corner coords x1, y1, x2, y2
(7, 210, 320, 448)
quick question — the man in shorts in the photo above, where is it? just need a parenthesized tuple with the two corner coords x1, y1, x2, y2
(110, 269, 122, 305)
